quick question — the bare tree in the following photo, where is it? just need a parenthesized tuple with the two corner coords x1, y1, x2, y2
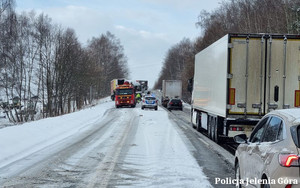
(154, 38, 195, 102)
(0, 4, 129, 123)
(87, 32, 129, 98)
(155, 0, 300, 104)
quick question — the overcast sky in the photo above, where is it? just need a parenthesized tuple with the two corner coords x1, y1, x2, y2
(16, 0, 221, 88)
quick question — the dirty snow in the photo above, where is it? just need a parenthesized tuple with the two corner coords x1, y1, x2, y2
(120, 108, 211, 187)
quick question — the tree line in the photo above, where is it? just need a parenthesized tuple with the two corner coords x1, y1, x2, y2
(0, 0, 128, 122)
(154, 0, 300, 103)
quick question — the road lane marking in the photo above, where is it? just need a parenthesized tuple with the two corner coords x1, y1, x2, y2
(181, 126, 187, 130)
(198, 137, 209, 147)
(86, 113, 136, 188)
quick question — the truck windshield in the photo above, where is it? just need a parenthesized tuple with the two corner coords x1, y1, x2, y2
(116, 89, 133, 95)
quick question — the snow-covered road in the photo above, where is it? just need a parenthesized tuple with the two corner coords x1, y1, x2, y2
(0, 98, 233, 187)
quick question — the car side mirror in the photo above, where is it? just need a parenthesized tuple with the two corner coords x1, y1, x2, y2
(233, 134, 248, 144)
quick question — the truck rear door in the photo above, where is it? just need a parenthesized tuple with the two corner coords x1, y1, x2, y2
(265, 36, 300, 112)
(228, 34, 265, 117)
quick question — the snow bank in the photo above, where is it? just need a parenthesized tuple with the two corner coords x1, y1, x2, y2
(0, 97, 114, 168)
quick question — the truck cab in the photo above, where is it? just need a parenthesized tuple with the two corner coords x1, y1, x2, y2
(115, 82, 136, 108)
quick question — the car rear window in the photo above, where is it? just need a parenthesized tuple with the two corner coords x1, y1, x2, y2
(145, 97, 155, 100)
(262, 117, 282, 142)
(171, 99, 181, 103)
(290, 125, 300, 148)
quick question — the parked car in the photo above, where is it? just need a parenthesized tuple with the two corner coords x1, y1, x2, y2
(141, 96, 158, 110)
(234, 109, 300, 188)
(161, 96, 169, 107)
(167, 98, 183, 111)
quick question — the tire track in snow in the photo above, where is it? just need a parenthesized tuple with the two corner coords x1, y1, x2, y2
(86, 109, 139, 188)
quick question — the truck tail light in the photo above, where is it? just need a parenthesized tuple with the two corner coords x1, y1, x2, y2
(279, 154, 300, 167)
(295, 90, 300, 107)
(230, 126, 244, 131)
(229, 88, 235, 105)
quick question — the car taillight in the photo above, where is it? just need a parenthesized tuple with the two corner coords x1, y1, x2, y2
(169, 102, 173, 105)
(285, 184, 292, 188)
(279, 154, 300, 167)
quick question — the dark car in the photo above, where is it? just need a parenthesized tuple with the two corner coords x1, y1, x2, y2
(167, 98, 183, 111)
(161, 96, 169, 108)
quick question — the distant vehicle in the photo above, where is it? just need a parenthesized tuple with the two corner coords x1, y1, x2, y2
(191, 33, 300, 143)
(161, 80, 182, 107)
(234, 108, 300, 188)
(110, 79, 126, 101)
(136, 80, 148, 93)
(167, 98, 183, 111)
(141, 96, 158, 110)
(115, 81, 136, 108)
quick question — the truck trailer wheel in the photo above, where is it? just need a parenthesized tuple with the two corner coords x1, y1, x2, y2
(196, 113, 201, 132)
(211, 117, 216, 141)
(213, 117, 219, 143)
(207, 116, 212, 139)
(208, 115, 217, 141)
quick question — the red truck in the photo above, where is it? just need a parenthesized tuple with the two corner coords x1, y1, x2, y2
(115, 81, 136, 108)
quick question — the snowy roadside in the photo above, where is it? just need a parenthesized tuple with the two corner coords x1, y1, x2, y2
(0, 111, 13, 129)
(0, 97, 114, 168)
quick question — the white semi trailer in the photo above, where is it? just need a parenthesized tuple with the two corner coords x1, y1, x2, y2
(191, 33, 300, 143)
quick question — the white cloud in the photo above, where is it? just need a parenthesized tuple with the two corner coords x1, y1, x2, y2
(141, 0, 220, 11)
(115, 25, 167, 40)
(40, 5, 114, 43)
(113, 24, 170, 86)
(15, 0, 221, 88)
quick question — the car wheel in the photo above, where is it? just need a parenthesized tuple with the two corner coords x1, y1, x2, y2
(235, 162, 241, 188)
(261, 177, 271, 188)
(262, 184, 270, 188)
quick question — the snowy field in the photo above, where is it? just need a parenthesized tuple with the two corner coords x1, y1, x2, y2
(0, 97, 211, 187)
